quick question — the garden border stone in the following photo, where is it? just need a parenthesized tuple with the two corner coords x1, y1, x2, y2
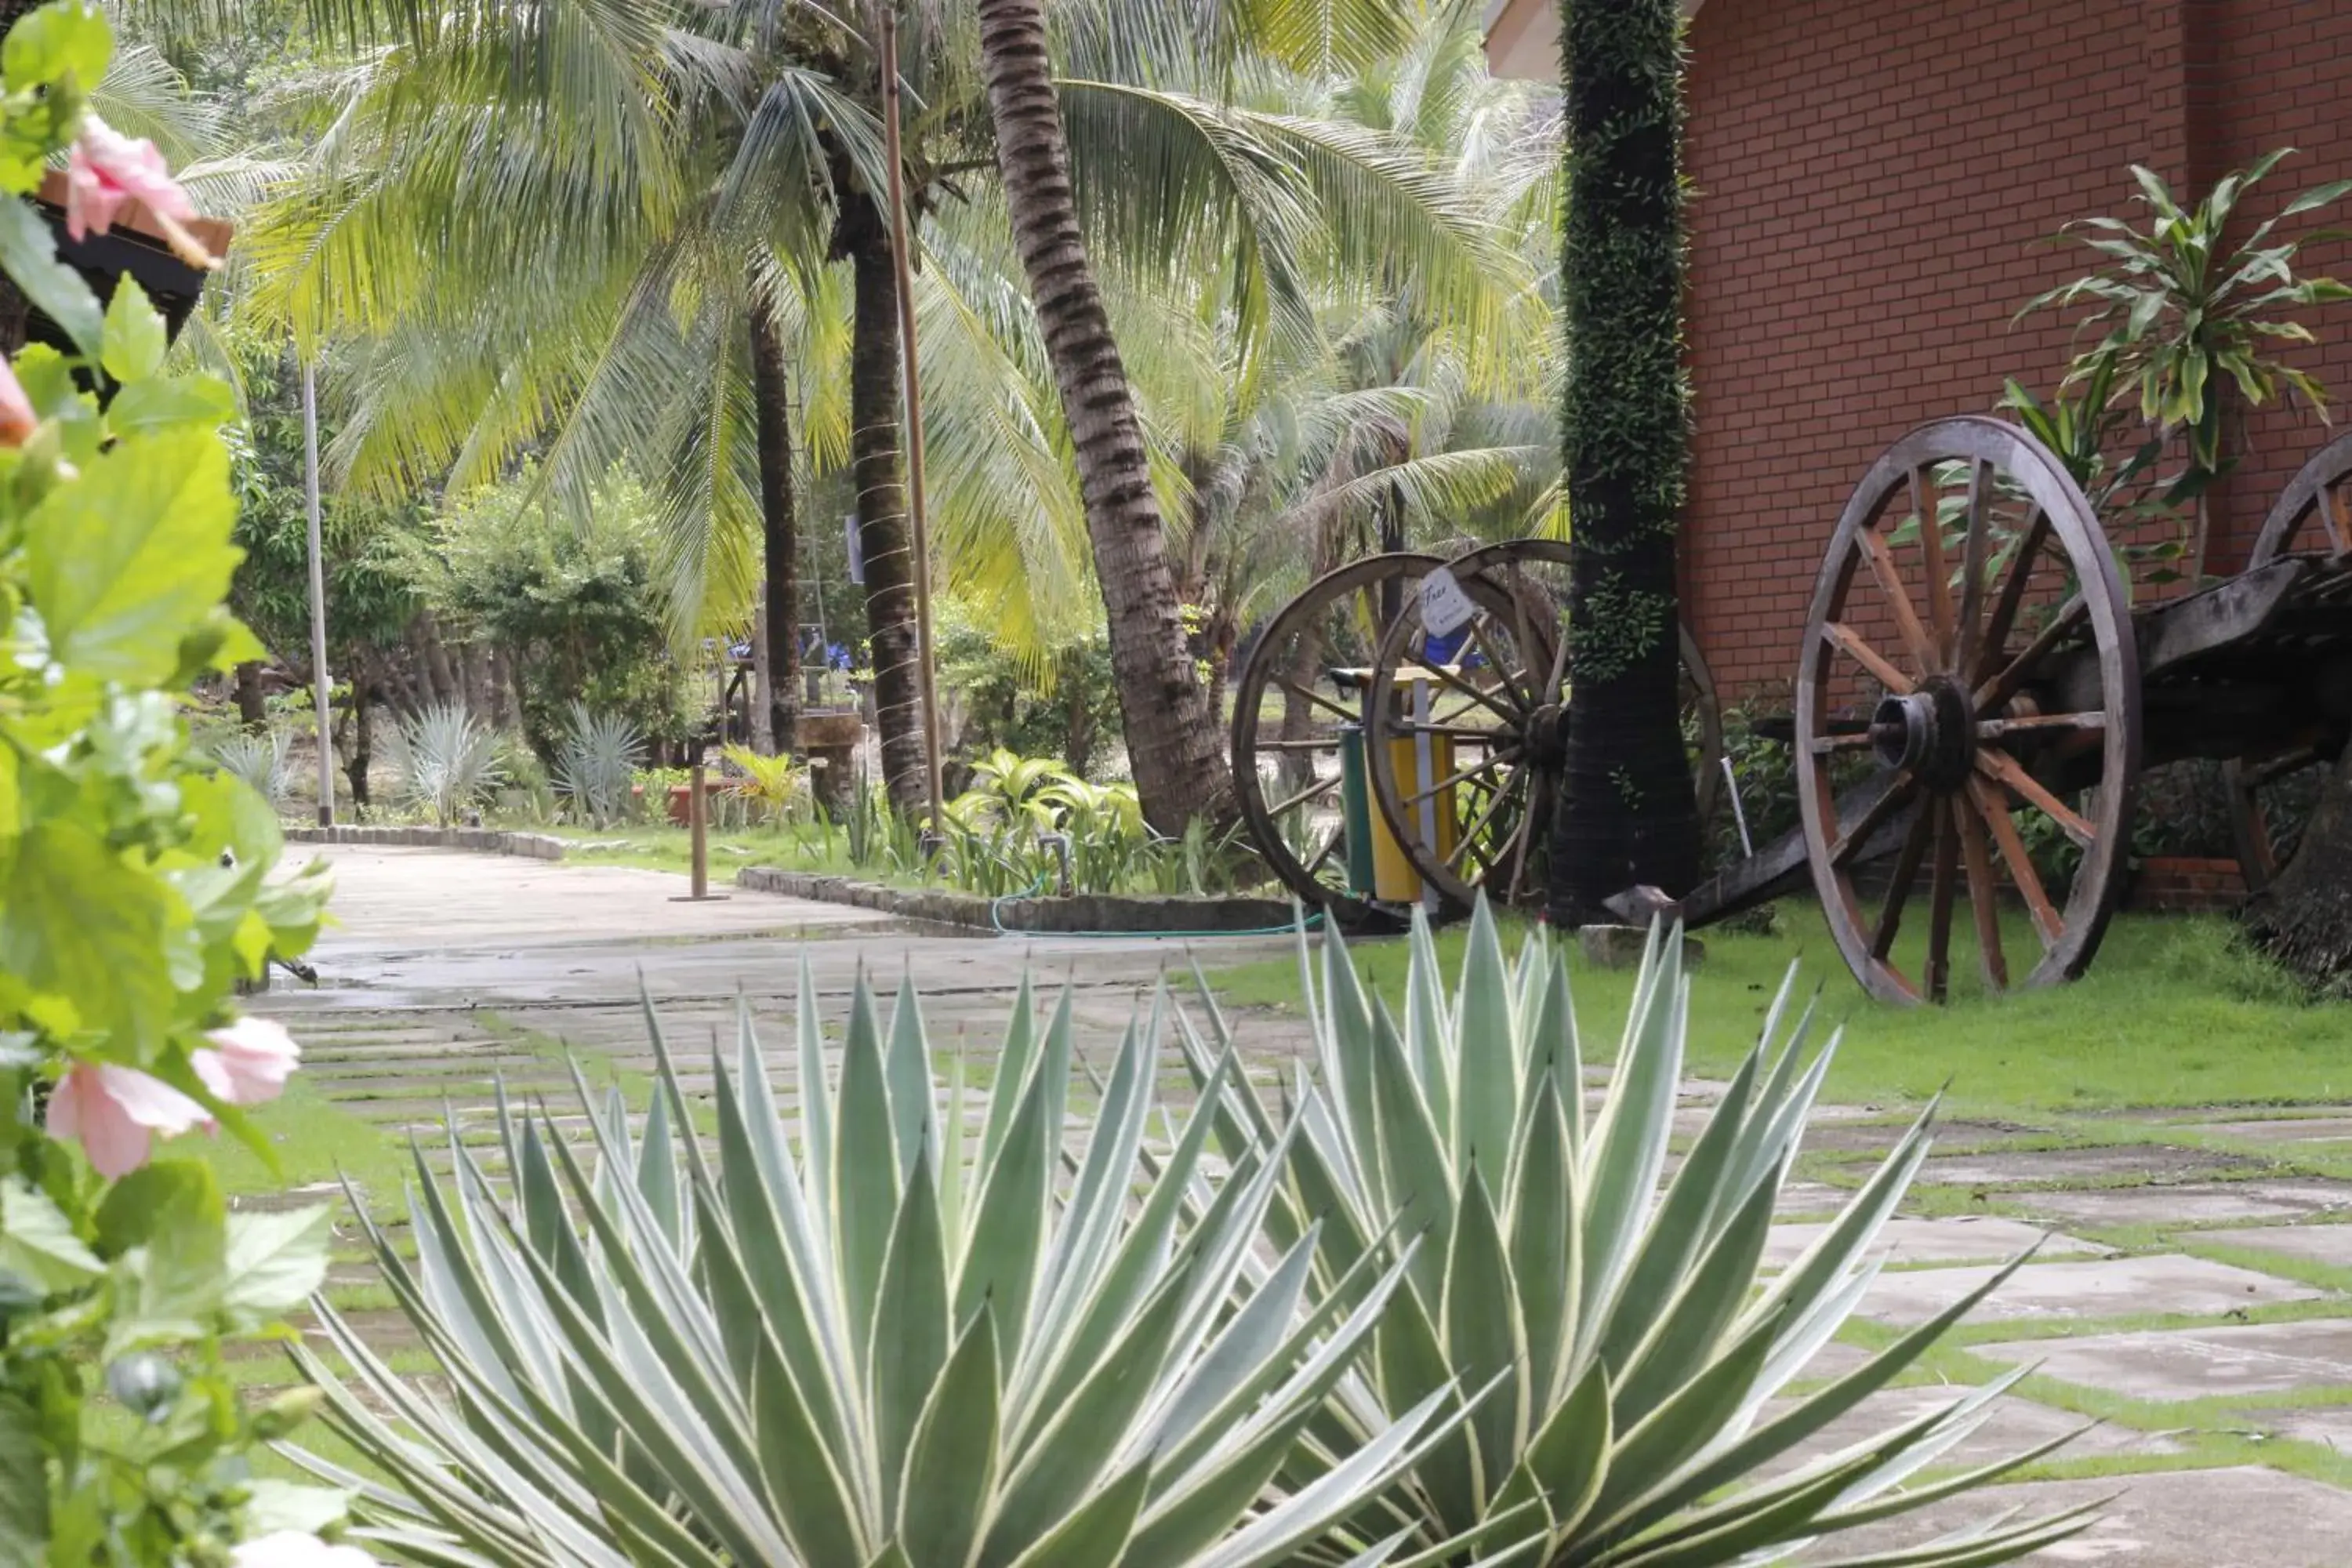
(285, 825, 568, 861)
(735, 866, 1297, 935)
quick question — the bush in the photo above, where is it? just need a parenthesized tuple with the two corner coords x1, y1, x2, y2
(936, 601, 1124, 781)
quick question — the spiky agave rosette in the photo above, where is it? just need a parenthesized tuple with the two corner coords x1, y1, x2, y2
(284, 954, 1461, 1567)
(1172, 899, 2092, 1566)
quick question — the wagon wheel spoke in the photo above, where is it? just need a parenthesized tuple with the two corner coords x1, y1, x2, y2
(1831, 771, 1919, 867)
(1973, 597, 2087, 717)
(1975, 748, 2095, 847)
(1461, 614, 1533, 716)
(1973, 508, 2051, 685)
(1971, 775, 2060, 950)
(2323, 481, 2350, 557)
(1954, 789, 2008, 990)
(1954, 459, 1994, 676)
(1303, 827, 1344, 877)
(1405, 748, 1521, 810)
(1268, 772, 1341, 820)
(1504, 774, 1550, 904)
(1809, 730, 1882, 753)
(1422, 657, 1521, 726)
(1447, 766, 1527, 873)
(1910, 464, 1958, 667)
(2245, 742, 2320, 789)
(1273, 674, 1356, 725)
(1254, 738, 1347, 753)
(1924, 800, 1961, 1004)
(1870, 806, 1936, 960)
(1822, 622, 1916, 695)
(1858, 527, 1937, 673)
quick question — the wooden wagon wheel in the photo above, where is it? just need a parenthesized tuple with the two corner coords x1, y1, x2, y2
(2225, 430, 2352, 892)
(1230, 553, 1443, 923)
(1797, 416, 2140, 1005)
(1362, 539, 1725, 912)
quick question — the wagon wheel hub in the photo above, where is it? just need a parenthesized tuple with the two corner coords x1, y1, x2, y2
(1525, 702, 1570, 768)
(1870, 677, 1976, 792)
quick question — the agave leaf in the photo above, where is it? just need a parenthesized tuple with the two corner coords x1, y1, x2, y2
(837, 971, 903, 1365)
(1450, 896, 1518, 1174)
(634, 1080, 683, 1253)
(1406, 906, 1453, 1132)
(1504, 1073, 1576, 1418)
(1596, 1042, 1764, 1377)
(1004, 1461, 1153, 1568)
(1151, 1225, 1319, 1453)
(1033, 1008, 1154, 1367)
(1319, 918, 1387, 1192)
(1610, 1160, 1781, 1431)
(1443, 1167, 1526, 1501)
(887, 966, 942, 1184)
(870, 1142, 952, 1519)
(1577, 929, 1686, 1349)
(1583, 1303, 1782, 1534)
(897, 1305, 1001, 1568)
(1377, 1286, 1479, 1534)
(956, 1023, 1055, 1361)
(1497, 1358, 1609, 1544)
(797, 949, 834, 1243)
(1367, 992, 1456, 1306)
(1197, 1384, 1460, 1568)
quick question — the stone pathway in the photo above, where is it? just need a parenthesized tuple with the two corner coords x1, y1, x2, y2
(251, 845, 2352, 1563)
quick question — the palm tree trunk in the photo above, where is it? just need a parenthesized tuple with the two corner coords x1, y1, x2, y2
(749, 286, 801, 754)
(1546, 0, 1702, 924)
(841, 192, 929, 818)
(974, 0, 1231, 833)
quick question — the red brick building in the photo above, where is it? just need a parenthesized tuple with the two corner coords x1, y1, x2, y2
(1486, 0, 2352, 700)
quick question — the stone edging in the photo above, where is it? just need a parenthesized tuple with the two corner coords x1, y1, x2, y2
(735, 866, 1295, 935)
(284, 825, 567, 860)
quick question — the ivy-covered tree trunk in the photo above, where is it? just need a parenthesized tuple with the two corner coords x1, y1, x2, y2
(973, 0, 1232, 832)
(749, 282, 801, 755)
(837, 188, 929, 818)
(1545, 0, 1703, 924)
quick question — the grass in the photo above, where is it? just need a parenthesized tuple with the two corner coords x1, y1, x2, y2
(1203, 905, 2352, 1117)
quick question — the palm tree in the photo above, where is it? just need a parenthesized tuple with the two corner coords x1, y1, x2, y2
(972, 0, 1229, 827)
(1545, 0, 1702, 923)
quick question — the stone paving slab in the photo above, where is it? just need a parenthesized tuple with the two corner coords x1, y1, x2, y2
(2240, 1407, 2352, 1452)
(2182, 1116, 2352, 1145)
(1857, 1254, 2321, 1327)
(2196, 1225, 2352, 1269)
(2009, 1181, 2352, 1229)
(1755, 1386, 2179, 1475)
(1765, 1215, 2105, 1271)
(1974, 1319, 2352, 1400)
(1921, 1145, 2263, 1189)
(1824, 1467, 2352, 1565)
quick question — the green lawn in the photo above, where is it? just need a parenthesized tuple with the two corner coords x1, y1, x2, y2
(1203, 905, 2352, 1116)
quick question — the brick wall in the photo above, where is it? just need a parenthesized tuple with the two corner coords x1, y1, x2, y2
(1681, 0, 2352, 701)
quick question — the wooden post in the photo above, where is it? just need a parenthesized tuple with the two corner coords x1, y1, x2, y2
(688, 752, 710, 899)
(880, 9, 948, 836)
(301, 361, 333, 827)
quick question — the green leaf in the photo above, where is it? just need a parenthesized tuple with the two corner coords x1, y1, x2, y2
(1451, 896, 1517, 1174)
(897, 1305, 1000, 1568)
(1505, 1075, 1576, 1420)
(101, 274, 168, 384)
(0, 198, 100, 358)
(1494, 1359, 1610, 1540)
(107, 1157, 226, 1355)
(0, 822, 177, 1054)
(0, 1174, 100, 1292)
(0, 1396, 45, 1564)
(750, 1337, 866, 1567)
(106, 372, 237, 439)
(23, 426, 240, 686)
(2, 1, 111, 91)
(223, 1203, 332, 1328)
(834, 971, 900, 1367)
(241, 1479, 351, 1537)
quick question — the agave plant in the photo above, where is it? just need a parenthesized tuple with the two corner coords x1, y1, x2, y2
(390, 702, 506, 826)
(290, 962, 1455, 1567)
(550, 702, 646, 828)
(210, 727, 293, 811)
(1176, 902, 2094, 1566)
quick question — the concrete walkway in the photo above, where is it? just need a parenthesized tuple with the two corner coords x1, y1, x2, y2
(254, 846, 2352, 1564)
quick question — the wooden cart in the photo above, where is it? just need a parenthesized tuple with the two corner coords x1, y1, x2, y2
(1232, 416, 2352, 1004)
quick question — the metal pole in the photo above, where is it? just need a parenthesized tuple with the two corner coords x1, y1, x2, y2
(300, 361, 333, 827)
(880, 9, 948, 836)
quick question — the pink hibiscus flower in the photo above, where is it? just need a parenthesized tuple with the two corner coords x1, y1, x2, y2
(46, 1062, 212, 1178)
(0, 357, 33, 448)
(191, 1015, 300, 1107)
(64, 114, 216, 270)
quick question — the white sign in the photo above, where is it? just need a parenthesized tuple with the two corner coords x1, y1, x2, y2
(1417, 567, 1475, 640)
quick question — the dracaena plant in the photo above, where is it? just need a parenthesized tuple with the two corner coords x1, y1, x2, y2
(1175, 902, 2096, 1566)
(290, 959, 1454, 1568)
